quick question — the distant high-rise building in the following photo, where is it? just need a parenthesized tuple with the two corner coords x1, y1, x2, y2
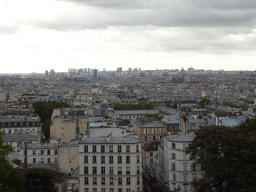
(45, 70, 48, 77)
(117, 67, 122, 72)
(49, 69, 55, 77)
(93, 70, 97, 78)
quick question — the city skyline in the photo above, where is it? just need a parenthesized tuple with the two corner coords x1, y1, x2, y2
(1, 0, 256, 73)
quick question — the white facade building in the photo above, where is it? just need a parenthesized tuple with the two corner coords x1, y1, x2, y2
(159, 133, 204, 192)
(79, 136, 142, 192)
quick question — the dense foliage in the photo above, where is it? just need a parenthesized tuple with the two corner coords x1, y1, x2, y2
(33, 101, 70, 140)
(166, 103, 178, 109)
(113, 103, 153, 110)
(185, 118, 256, 192)
(144, 113, 163, 121)
(198, 98, 210, 108)
(224, 103, 244, 108)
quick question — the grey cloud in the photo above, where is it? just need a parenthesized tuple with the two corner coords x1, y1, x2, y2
(0, 26, 19, 35)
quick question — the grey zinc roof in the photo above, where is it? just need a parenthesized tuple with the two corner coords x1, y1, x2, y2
(133, 120, 166, 128)
(166, 133, 195, 142)
(80, 136, 140, 144)
(2, 133, 37, 142)
(20, 143, 58, 149)
(114, 110, 159, 115)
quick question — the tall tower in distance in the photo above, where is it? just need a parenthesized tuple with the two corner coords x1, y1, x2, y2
(93, 69, 97, 78)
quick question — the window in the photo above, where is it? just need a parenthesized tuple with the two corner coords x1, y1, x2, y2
(150, 152, 153, 157)
(126, 145, 130, 152)
(84, 156, 88, 163)
(101, 167, 105, 174)
(101, 145, 105, 152)
(153, 128, 156, 134)
(109, 156, 113, 163)
(118, 177, 122, 185)
(110, 177, 114, 185)
(109, 167, 113, 174)
(33, 150, 36, 155)
(33, 158, 36, 163)
(172, 143, 176, 149)
(172, 163, 176, 171)
(101, 189, 105, 192)
(126, 167, 130, 174)
(118, 156, 122, 163)
(150, 159, 153, 163)
(110, 189, 114, 192)
(136, 145, 139, 152)
(126, 156, 130, 163)
(137, 176, 140, 184)
(137, 155, 140, 163)
(54, 149, 57, 155)
(47, 150, 50, 155)
(93, 177, 97, 185)
(55, 157, 57, 163)
(84, 167, 88, 174)
(93, 188, 97, 192)
(109, 145, 113, 152)
(93, 156, 97, 163)
(93, 167, 97, 174)
(40, 150, 43, 155)
(184, 185, 188, 192)
(118, 189, 122, 192)
(127, 189, 131, 192)
(183, 164, 187, 171)
(184, 174, 187, 182)
(47, 158, 50, 163)
(173, 174, 176, 181)
(101, 156, 105, 164)
(93, 145, 97, 152)
(137, 166, 140, 174)
(118, 167, 122, 174)
(101, 177, 105, 185)
(144, 129, 148, 134)
(84, 177, 89, 184)
(84, 145, 88, 152)
(144, 136, 148, 141)
(85, 188, 89, 192)
(161, 128, 164, 134)
(171, 153, 176, 159)
(191, 164, 196, 171)
(118, 145, 122, 152)
(127, 177, 131, 185)
(192, 174, 197, 180)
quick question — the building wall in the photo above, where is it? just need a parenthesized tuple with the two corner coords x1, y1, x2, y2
(50, 118, 87, 143)
(59, 145, 79, 173)
(79, 141, 142, 192)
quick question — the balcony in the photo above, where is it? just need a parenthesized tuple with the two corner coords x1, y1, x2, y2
(126, 171, 130, 175)
(118, 171, 122, 175)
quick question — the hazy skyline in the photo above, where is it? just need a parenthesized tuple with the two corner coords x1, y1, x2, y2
(1, 0, 256, 73)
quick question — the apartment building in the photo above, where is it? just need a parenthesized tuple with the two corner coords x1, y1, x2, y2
(158, 133, 204, 192)
(133, 118, 167, 146)
(20, 143, 58, 166)
(79, 136, 142, 192)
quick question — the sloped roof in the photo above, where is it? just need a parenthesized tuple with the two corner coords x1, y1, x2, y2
(142, 140, 160, 151)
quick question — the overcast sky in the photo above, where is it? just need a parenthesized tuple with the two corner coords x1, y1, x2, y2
(1, 0, 256, 73)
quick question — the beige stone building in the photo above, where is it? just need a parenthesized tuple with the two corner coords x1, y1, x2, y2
(50, 115, 87, 143)
(59, 141, 79, 174)
(133, 118, 167, 146)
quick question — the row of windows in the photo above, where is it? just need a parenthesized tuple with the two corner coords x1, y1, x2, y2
(84, 155, 140, 164)
(2, 128, 37, 133)
(32, 157, 58, 163)
(31, 149, 58, 156)
(85, 188, 138, 192)
(144, 135, 161, 141)
(170, 164, 203, 171)
(144, 128, 164, 134)
(84, 145, 139, 153)
(172, 173, 203, 182)
(84, 176, 140, 185)
(84, 166, 140, 175)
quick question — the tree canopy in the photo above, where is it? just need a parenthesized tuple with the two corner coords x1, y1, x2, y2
(166, 103, 178, 109)
(144, 113, 163, 121)
(198, 98, 210, 109)
(113, 103, 154, 110)
(185, 118, 256, 192)
(33, 101, 70, 140)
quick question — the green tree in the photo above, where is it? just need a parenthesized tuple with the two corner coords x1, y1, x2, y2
(24, 168, 58, 192)
(144, 113, 164, 121)
(0, 130, 25, 192)
(198, 98, 210, 109)
(185, 120, 256, 192)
